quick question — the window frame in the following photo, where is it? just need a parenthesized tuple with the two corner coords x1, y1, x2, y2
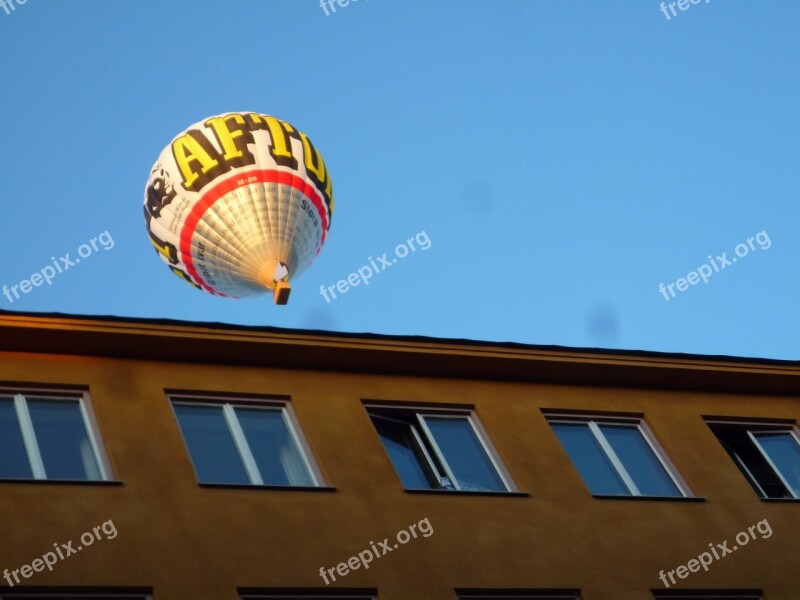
(239, 592, 377, 600)
(240, 597, 376, 600)
(748, 429, 800, 499)
(169, 394, 325, 488)
(545, 412, 691, 498)
(366, 403, 515, 493)
(651, 591, 762, 600)
(0, 389, 112, 482)
(0, 592, 151, 599)
(456, 591, 581, 600)
(706, 417, 800, 499)
(372, 412, 445, 486)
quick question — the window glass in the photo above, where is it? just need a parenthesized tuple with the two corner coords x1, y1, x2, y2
(241, 596, 374, 600)
(708, 422, 798, 499)
(600, 424, 681, 496)
(551, 422, 627, 495)
(424, 417, 506, 491)
(371, 415, 433, 489)
(173, 404, 249, 484)
(458, 596, 578, 600)
(0, 397, 32, 479)
(753, 432, 800, 497)
(7, 596, 149, 600)
(712, 425, 790, 498)
(236, 408, 314, 486)
(27, 399, 101, 480)
(652, 594, 761, 599)
(3, 596, 150, 600)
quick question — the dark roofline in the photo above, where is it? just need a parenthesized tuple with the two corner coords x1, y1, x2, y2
(0, 308, 796, 366)
(0, 309, 799, 395)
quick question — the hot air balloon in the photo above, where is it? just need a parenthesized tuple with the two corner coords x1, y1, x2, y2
(143, 112, 334, 305)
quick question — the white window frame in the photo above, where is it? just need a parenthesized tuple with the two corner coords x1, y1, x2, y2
(367, 404, 515, 492)
(369, 412, 444, 486)
(748, 428, 800, 499)
(705, 418, 800, 499)
(0, 390, 111, 481)
(416, 414, 463, 490)
(418, 413, 513, 492)
(170, 395, 324, 487)
(546, 413, 691, 497)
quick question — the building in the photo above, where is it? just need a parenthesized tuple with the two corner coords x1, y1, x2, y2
(0, 310, 797, 600)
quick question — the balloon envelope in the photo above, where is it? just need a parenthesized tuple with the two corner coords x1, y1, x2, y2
(144, 112, 334, 302)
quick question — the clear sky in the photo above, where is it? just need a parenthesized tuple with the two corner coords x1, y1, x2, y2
(0, 1, 798, 360)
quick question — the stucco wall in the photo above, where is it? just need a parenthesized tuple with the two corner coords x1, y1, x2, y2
(0, 349, 797, 600)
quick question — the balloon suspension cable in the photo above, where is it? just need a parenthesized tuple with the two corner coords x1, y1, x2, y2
(272, 262, 291, 305)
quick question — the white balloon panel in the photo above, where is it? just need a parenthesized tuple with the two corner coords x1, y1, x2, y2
(144, 112, 333, 298)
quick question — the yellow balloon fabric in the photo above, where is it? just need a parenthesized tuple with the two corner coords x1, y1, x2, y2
(144, 112, 334, 299)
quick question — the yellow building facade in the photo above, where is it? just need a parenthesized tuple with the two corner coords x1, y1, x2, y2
(0, 311, 797, 600)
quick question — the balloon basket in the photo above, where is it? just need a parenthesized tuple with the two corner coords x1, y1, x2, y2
(273, 281, 291, 305)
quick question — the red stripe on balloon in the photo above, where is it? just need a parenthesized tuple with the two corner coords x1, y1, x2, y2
(179, 169, 329, 296)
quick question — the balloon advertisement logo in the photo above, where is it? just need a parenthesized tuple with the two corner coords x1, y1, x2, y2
(143, 112, 334, 305)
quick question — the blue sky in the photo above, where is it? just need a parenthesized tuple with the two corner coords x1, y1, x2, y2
(0, 1, 798, 360)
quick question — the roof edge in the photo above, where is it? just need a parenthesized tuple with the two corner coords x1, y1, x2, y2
(0, 309, 798, 394)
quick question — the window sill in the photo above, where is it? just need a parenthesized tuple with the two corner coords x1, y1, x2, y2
(760, 497, 800, 502)
(404, 489, 530, 498)
(0, 478, 123, 486)
(198, 483, 337, 492)
(592, 494, 706, 502)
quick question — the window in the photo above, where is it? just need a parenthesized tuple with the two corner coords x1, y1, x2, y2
(652, 591, 762, 599)
(545, 413, 688, 497)
(171, 397, 322, 486)
(0, 392, 109, 482)
(240, 593, 375, 599)
(367, 406, 512, 492)
(706, 419, 800, 499)
(241, 597, 374, 600)
(0, 593, 150, 599)
(457, 591, 580, 599)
